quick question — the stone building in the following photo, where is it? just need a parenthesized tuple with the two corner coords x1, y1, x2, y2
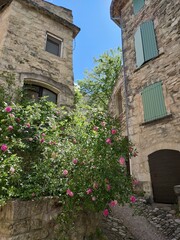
(0, 0, 80, 106)
(110, 0, 180, 204)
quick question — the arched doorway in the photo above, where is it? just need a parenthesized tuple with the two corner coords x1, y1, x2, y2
(148, 149, 180, 204)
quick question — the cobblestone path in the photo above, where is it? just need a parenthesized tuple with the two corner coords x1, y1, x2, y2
(100, 199, 180, 240)
(100, 214, 136, 240)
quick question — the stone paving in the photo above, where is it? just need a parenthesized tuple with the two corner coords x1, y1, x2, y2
(100, 198, 180, 240)
(135, 199, 180, 240)
(100, 214, 136, 240)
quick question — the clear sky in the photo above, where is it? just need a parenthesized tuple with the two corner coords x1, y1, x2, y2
(46, 0, 122, 82)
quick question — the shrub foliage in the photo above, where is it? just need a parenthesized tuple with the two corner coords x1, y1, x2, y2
(0, 99, 137, 217)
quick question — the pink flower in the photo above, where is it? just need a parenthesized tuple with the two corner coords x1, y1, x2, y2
(1, 144, 8, 152)
(111, 129, 117, 134)
(5, 106, 12, 112)
(106, 138, 112, 144)
(41, 133, 46, 137)
(92, 196, 96, 201)
(109, 200, 118, 207)
(129, 147, 133, 153)
(73, 159, 78, 164)
(119, 157, 125, 165)
(63, 170, 68, 176)
(130, 195, 136, 203)
(16, 118, 20, 123)
(101, 121, 106, 127)
(66, 189, 74, 197)
(9, 114, 15, 118)
(103, 209, 109, 217)
(86, 188, 93, 195)
(106, 184, 111, 191)
(93, 126, 99, 131)
(8, 126, 13, 131)
(10, 166, 15, 174)
(132, 179, 139, 185)
(26, 123, 31, 128)
(40, 138, 45, 143)
(93, 182, 99, 189)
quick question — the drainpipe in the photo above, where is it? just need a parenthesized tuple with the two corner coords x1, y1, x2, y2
(111, 16, 131, 175)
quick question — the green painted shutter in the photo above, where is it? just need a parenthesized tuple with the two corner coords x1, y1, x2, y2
(134, 26, 144, 67)
(133, 0, 145, 14)
(141, 21, 158, 62)
(142, 82, 167, 122)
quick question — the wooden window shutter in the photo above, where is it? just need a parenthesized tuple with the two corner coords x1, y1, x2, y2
(133, 0, 145, 14)
(134, 27, 144, 67)
(141, 82, 167, 122)
(141, 21, 158, 62)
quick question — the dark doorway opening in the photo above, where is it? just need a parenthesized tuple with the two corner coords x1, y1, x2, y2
(148, 149, 180, 204)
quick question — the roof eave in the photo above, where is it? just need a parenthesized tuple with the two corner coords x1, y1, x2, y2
(110, 0, 128, 27)
(110, 0, 121, 27)
(22, 0, 80, 38)
(0, 0, 80, 38)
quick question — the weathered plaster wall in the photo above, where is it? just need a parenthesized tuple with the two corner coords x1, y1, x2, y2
(0, 0, 77, 106)
(0, 198, 101, 240)
(111, 0, 180, 195)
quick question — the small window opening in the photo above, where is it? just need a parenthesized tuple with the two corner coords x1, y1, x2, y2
(45, 33, 62, 57)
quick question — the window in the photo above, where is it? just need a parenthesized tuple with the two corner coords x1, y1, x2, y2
(45, 33, 62, 57)
(24, 84, 57, 103)
(141, 82, 167, 122)
(134, 20, 158, 67)
(133, 0, 145, 14)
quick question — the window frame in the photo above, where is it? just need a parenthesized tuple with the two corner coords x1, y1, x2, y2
(24, 84, 57, 104)
(45, 32, 63, 57)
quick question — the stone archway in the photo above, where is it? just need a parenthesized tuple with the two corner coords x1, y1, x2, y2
(148, 149, 180, 204)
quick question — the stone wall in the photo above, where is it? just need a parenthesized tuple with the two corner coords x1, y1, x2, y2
(32, 0, 73, 23)
(111, 0, 180, 196)
(0, 0, 79, 106)
(0, 198, 101, 240)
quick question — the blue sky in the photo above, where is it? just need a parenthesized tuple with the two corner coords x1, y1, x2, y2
(47, 0, 121, 81)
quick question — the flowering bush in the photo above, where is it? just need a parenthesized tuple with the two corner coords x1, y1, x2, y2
(0, 99, 137, 218)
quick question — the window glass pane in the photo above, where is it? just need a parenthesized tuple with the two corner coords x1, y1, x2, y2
(46, 37, 60, 56)
(42, 88, 57, 103)
(24, 85, 40, 101)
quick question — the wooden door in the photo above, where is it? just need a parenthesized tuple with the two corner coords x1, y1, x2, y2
(148, 149, 180, 203)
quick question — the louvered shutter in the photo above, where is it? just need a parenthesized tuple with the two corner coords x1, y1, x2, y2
(141, 21, 158, 62)
(133, 0, 145, 14)
(141, 82, 167, 122)
(134, 27, 144, 67)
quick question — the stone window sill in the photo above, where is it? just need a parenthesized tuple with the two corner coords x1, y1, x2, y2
(140, 113, 172, 126)
(134, 52, 165, 73)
